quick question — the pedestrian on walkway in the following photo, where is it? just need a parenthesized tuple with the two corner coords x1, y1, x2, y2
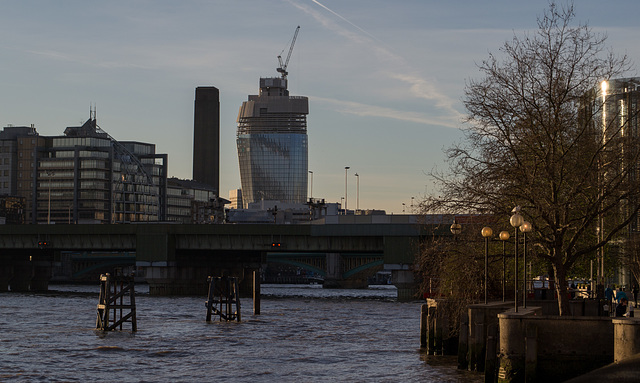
(605, 285, 613, 305)
(616, 298, 628, 317)
(616, 288, 628, 304)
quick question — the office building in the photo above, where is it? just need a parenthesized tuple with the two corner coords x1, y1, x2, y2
(0, 125, 44, 223)
(0, 115, 168, 224)
(595, 78, 640, 288)
(228, 189, 242, 210)
(167, 177, 220, 223)
(236, 77, 308, 207)
(193, 86, 220, 194)
(39, 116, 167, 224)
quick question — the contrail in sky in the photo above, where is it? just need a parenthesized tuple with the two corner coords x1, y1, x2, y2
(289, 0, 464, 126)
(310, 0, 380, 43)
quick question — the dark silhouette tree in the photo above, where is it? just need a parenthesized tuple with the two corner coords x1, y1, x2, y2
(421, 3, 638, 315)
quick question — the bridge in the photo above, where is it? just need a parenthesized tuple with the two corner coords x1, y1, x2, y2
(0, 221, 445, 299)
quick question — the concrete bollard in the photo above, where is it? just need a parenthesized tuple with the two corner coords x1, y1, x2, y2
(613, 318, 640, 363)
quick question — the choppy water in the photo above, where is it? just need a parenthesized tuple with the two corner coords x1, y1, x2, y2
(1, 284, 482, 382)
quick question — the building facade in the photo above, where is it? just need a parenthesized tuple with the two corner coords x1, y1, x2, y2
(236, 77, 308, 208)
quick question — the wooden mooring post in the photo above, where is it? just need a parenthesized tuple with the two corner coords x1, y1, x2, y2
(96, 272, 137, 332)
(205, 276, 241, 322)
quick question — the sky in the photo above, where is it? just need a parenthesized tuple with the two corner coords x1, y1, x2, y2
(1, 1, 639, 214)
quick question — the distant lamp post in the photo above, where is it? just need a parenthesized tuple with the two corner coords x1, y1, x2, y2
(411, 196, 415, 212)
(309, 170, 313, 201)
(450, 219, 462, 236)
(481, 226, 493, 304)
(355, 173, 359, 212)
(499, 231, 510, 302)
(341, 197, 345, 214)
(344, 167, 350, 212)
(510, 207, 524, 312)
(402, 203, 406, 213)
(520, 221, 532, 308)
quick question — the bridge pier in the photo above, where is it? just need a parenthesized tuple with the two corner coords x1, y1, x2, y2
(31, 260, 53, 291)
(0, 264, 12, 292)
(323, 253, 343, 288)
(142, 263, 212, 295)
(9, 259, 32, 292)
(140, 263, 259, 298)
(392, 268, 418, 302)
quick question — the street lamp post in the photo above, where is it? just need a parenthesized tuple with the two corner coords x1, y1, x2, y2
(510, 207, 524, 312)
(481, 227, 493, 304)
(344, 167, 350, 212)
(355, 173, 359, 212)
(308, 170, 313, 201)
(520, 221, 532, 308)
(499, 231, 510, 302)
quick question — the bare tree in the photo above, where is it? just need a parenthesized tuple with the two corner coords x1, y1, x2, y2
(422, 3, 638, 315)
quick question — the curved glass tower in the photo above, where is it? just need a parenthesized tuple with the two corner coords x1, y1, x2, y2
(237, 77, 309, 207)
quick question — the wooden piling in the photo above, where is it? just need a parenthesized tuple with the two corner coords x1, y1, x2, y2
(458, 312, 469, 369)
(474, 322, 486, 372)
(484, 323, 497, 383)
(96, 272, 137, 332)
(427, 306, 436, 355)
(205, 276, 241, 322)
(253, 270, 261, 315)
(440, 314, 450, 355)
(434, 315, 443, 355)
(420, 304, 428, 349)
(525, 324, 538, 382)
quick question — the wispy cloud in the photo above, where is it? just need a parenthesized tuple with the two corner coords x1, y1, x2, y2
(312, 96, 460, 129)
(27, 49, 152, 70)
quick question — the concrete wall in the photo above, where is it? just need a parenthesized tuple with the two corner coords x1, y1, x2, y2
(498, 313, 613, 382)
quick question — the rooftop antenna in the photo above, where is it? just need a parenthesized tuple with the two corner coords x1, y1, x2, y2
(277, 26, 300, 80)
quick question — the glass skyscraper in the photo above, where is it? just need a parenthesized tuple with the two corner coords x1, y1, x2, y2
(237, 77, 309, 207)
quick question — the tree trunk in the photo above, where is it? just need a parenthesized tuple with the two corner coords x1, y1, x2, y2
(553, 263, 570, 316)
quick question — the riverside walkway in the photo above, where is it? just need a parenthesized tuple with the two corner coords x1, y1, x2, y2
(565, 352, 640, 383)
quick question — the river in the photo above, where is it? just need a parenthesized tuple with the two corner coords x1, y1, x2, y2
(1, 284, 482, 382)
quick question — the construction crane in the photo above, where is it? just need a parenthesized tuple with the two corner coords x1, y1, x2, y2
(277, 26, 300, 80)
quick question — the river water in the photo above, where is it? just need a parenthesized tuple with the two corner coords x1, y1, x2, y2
(1, 284, 482, 382)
